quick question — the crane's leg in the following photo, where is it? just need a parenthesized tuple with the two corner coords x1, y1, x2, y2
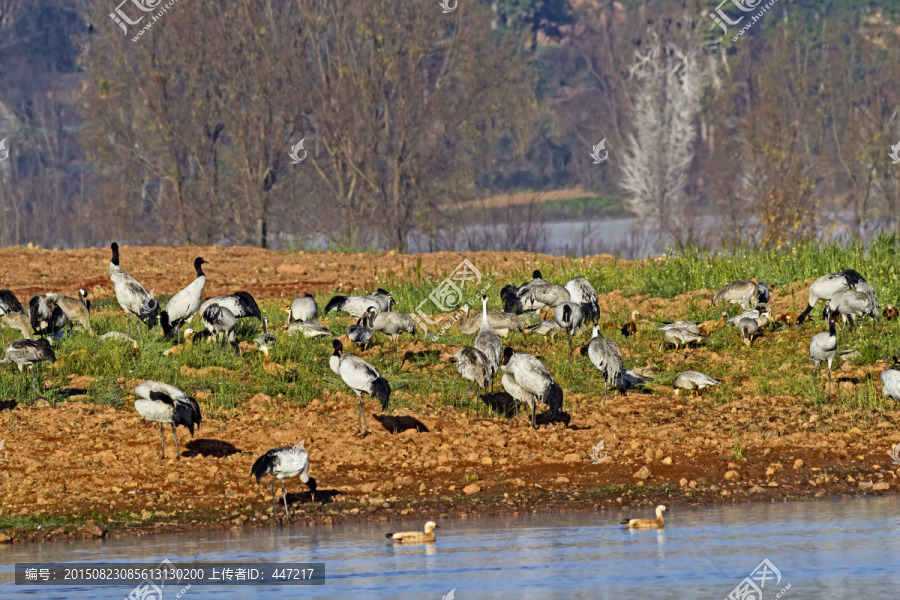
(827, 359, 833, 395)
(282, 479, 291, 522)
(269, 479, 277, 518)
(358, 393, 368, 436)
(567, 329, 573, 354)
(392, 335, 399, 363)
(531, 401, 536, 429)
(159, 423, 166, 460)
(30, 366, 40, 394)
(0, 324, 6, 347)
(171, 423, 180, 460)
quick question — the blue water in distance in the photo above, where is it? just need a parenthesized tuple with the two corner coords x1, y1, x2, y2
(1, 496, 898, 599)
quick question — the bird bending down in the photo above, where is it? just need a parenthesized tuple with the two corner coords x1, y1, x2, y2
(366, 306, 417, 361)
(285, 319, 334, 338)
(673, 371, 720, 396)
(330, 339, 391, 436)
(160, 257, 206, 338)
(660, 327, 702, 351)
(810, 313, 838, 394)
(202, 303, 239, 356)
(712, 280, 767, 312)
(29, 293, 67, 337)
(448, 346, 491, 408)
(554, 301, 583, 353)
(325, 288, 391, 318)
(0, 290, 31, 345)
(827, 282, 878, 330)
(284, 294, 318, 324)
(796, 269, 867, 324)
(199, 291, 262, 321)
(385, 521, 439, 543)
(54, 289, 92, 333)
(251, 441, 317, 522)
(0, 338, 56, 392)
(134, 380, 202, 460)
(621, 505, 666, 529)
(348, 311, 374, 351)
(109, 242, 159, 330)
(500, 346, 563, 428)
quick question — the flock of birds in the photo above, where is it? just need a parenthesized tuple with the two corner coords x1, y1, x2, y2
(2, 244, 899, 523)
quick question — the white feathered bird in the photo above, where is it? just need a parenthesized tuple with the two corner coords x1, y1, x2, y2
(109, 243, 159, 329)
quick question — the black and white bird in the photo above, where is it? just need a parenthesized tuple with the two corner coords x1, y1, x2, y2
(475, 296, 502, 386)
(251, 441, 317, 521)
(134, 380, 202, 460)
(325, 288, 392, 318)
(201, 303, 238, 355)
(28, 294, 67, 337)
(284, 319, 334, 338)
(366, 306, 417, 361)
(199, 291, 262, 321)
(348, 311, 374, 351)
(0, 290, 31, 345)
(448, 346, 491, 405)
(500, 346, 563, 428)
(501, 270, 570, 317)
(810, 313, 838, 394)
(109, 242, 159, 329)
(712, 279, 769, 311)
(554, 301, 583, 353)
(673, 371, 720, 396)
(827, 282, 878, 330)
(0, 338, 56, 392)
(54, 289, 92, 333)
(329, 339, 391, 435)
(880, 357, 900, 402)
(565, 276, 600, 324)
(283, 294, 318, 324)
(255, 316, 277, 347)
(796, 269, 867, 324)
(160, 257, 206, 338)
(584, 326, 624, 395)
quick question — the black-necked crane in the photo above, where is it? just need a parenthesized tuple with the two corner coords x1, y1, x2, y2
(500, 346, 563, 428)
(500, 270, 547, 314)
(810, 313, 838, 394)
(329, 339, 391, 436)
(712, 279, 769, 312)
(201, 303, 238, 355)
(284, 319, 334, 338)
(28, 294, 67, 337)
(348, 311, 374, 351)
(881, 357, 900, 402)
(554, 301, 583, 353)
(621, 505, 666, 529)
(565, 276, 600, 324)
(475, 296, 502, 388)
(325, 288, 391, 318)
(0, 338, 56, 392)
(199, 291, 262, 322)
(284, 294, 318, 324)
(0, 290, 30, 345)
(251, 441, 317, 522)
(447, 346, 491, 408)
(796, 269, 867, 324)
(255, 316, 277, 347)
(827, 281, 878, 330)
(134, 380, 202, 460)
(501, 271, 570, 318)
(109, 242, 159, 331)
(620, 310, 640, 337)
(673, 371, 720, 396)
(160, 257, 206, 339)
(366, 306, 417, 361)
(585, 326, 624, 396)
(385, 521, 439, 543)
(55, 289, 92, 333)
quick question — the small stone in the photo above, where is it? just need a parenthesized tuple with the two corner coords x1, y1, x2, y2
(166, 472, 178, 481)
(724, 470, 741, 482)
(83, 520, 105, 538)
(563, 453, 581, 463)
(858, 481, 874, 490)
(554, 477, 570, 484)
(873, 482, 890, 491)
(793, 459, 804, 470)
(0, 533, 11, 543)
(224, 489, 236, 498)
(661, 456, 672, 465)
(633, 466, 651, 481)
(679, 478, 688, 487)
(749, 485, 765, 493)
(481, 457, 493, 466)
(463, 484, 481, 495)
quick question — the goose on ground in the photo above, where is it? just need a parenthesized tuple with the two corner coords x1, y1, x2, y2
(796, 269, 867, 324)
(810, 313, 838, 394)
(54, 289, 92, 333)
(199, 291, 262, 321)
(584, 326, 624, 396)
(251, 441, 317, 522)
(254, 316, 277, 347)
(348, 311, 374, 351)
(500, 346, 563, 428)
(109, 242, 159, 329)
(657, 320, 700, 335)
(621, 310, 640, 337)
(324, 288, 391, 318)
(284, 319, 334, 338)
(160, 257, 206, 338)
(737, 317, 760, 346)
(673, 371, 720, 396)
(827, 282, 878, 329)
(258, 344, 292, 377)
(0, 290, 30, 345)
(201, 303, 238, 355)
(621, 505, 666, 529)
(284, 294, 318, 324)
(134, 380, 202, 460)
(475, 296, 502, 386)
(554, 301, 583, 353)
(882, 305, 898, 320)
(712, 280, 768, 311)
(101, 331, 140, 351)
(726, 307, 769, 327)
(0, 338, 56, 392)
(699, 312, 729, 335)
(29, 294, 67, 336)
(660, 328, 702, 351)
(458, 308, 523, 337)
(880, 357, 900, 402)
(565, 276, 600, 324)
(448, 346, 491, 404)
(366, 306, 417, 361)
(330, 339, 391, 436)
(385, 521, 439, 543)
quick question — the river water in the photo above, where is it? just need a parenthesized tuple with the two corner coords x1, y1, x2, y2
(1, 496, 898, 599)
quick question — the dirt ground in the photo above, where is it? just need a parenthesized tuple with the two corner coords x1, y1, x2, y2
(0, 245, 898, 545)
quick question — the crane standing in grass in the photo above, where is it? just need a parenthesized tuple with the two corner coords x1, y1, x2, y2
(109, 242, 159, 331)
(796, 269, 867, 324)
(810, 313, 839, 394)
(202, 304, 239, 356)
(500, 347, 563, 428)
(475, 296, 502, 388)
(554, 301, 583, 354)
(0, 337, 56, 393)
(161, 257, 207, 338)
(585, 326, 624, 397)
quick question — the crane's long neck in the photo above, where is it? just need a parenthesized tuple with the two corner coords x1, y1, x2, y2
(481, 298, 489, 328)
